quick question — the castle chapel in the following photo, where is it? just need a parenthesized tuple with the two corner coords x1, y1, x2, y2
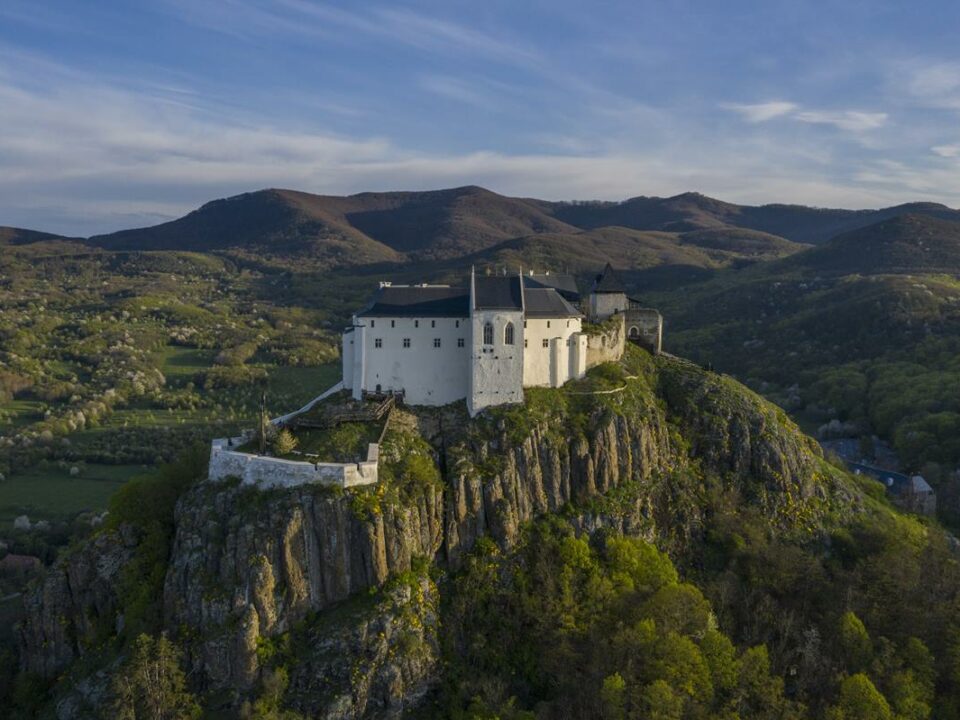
(342, 264, 661, 416)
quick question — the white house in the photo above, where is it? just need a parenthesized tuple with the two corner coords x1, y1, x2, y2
(342, 269, 589, 415)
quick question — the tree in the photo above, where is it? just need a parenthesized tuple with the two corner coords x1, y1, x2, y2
(839, 611, 872, 673)
(640, 680, 683, 720)
(828, 673, 892, 720)
(600, 673, 626, 720)
(110, 634, 200, 720)
(272, 429, 298, 456)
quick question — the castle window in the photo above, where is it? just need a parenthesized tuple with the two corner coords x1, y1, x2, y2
(391, 320, 395, 328)
(524, 339, 528, 348)
(504, 322, 515, 345)
(403, 338, 411, 348)
(456, 320, 460, 328)
(374, 338, 382, 348)
(370, 320, 375, 328)
(457, 338, 465, 347)
(415, 320, 419, 328)
(433, 338, 441, 348)
(547, 321, 551, 328)
(566, 320, 570, 328)
(542, 339, 549, 348)
(483, 322, 494, 345)
(431, 320, 436, 328)
(523, 321, 527, 328)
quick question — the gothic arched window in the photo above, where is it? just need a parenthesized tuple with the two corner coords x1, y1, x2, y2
(483, 322, 494, 345)
(504, 322, 515, 345)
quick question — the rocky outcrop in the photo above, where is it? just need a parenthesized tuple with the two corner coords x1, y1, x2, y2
(444, 358, 828, 566)
(445, 411, 673, 565)
(163, 481, 444, 693)
(286, 575, 440, 719)
(17, 526, 137, 678)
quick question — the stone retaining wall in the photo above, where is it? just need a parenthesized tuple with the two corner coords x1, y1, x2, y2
(207, 436, 379, 488)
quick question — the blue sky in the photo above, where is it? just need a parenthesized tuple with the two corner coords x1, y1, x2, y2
(3, 0, 960, 235)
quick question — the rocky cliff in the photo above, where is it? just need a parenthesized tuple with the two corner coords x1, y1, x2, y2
(16, 349, 844, 717)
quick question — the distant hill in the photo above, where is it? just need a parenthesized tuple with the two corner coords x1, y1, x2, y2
(88, 186, 576, 265)
(88, 189, 403, 267)
(7, 185, 960, 275)
(541, 193, 960, 244)
(0, 227, 80, 246)
(789, 214, 960, 275)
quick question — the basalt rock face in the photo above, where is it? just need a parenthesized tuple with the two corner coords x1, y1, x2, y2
(444, 412, 674, 566)
(443, 358, 828, 566)
(163, 481, 444, 693)
(285, 576, 440, 719)
(17, 525, 137, 678)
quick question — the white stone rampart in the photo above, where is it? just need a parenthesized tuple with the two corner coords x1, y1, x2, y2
(586, 315, 626, 369)
(208, 436, 379, 488)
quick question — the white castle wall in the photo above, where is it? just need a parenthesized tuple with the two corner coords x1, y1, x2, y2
(468, 309, 524, 415)
(522, 317, 584, 387)
(352, 316, 470, 406)
(208, 436, 379, 488)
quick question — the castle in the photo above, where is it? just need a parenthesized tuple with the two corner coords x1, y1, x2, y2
(342, 264, 662, 416)
(209, 264, 662, 488)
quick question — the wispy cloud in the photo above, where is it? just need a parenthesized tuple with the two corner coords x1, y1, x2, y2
(721, 101, 798, 123)
(163, 0, 540, 69)
(723, 101, 888, 132)
(794, 110, 888, 131)
(932, 144, 960, 158)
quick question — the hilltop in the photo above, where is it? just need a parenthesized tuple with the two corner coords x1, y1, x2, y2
(788, 213, 960, 275)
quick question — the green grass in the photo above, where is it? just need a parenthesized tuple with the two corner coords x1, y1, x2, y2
(0, 462, 146, 523)
(156, 346, 216, 386)
(0, 399, 46, 430)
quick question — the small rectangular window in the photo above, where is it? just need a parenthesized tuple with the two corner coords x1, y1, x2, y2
(524, 339, 528, 348)
(415, 320, 419, 328)
(457, 338, 465, 347)
(433, 338, 441, 348)
(542, 339, 549, 348)
(523, 321, 527, 328)
(374, 338, 382, 348)
(391, 320, 395, 328)
(403, 338, 411, 348)
(431, 320, 436, 328)
(547, 321, 551, 328)
(370, 320, 375, 328)
(456, 320, 460, 328)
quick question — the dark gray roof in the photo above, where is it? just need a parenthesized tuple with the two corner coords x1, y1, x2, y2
(356, 285, 469, 317)
(474, 275, 523, 310)
(591, 263, 626, 294)
(523, 273, 580, 302)
(524, 288, 582, 318)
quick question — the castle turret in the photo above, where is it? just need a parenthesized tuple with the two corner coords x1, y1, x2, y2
(588, 262, 628, 322)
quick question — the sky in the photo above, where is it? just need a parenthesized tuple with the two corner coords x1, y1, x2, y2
(3, 0, 960, 236)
